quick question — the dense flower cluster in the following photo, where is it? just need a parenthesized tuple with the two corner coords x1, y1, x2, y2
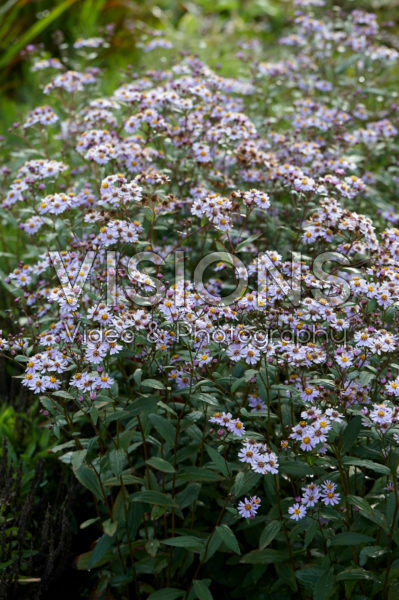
(2, 0, 399, 596)
(289, 480, 341, 521)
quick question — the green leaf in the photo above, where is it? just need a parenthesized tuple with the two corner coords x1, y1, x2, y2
(52, 390, 74, 399)
(80, 517, 99, 529)
(89, 534, 113, 568)
(73, 465, 103, 500)
(177, 467, 222, 482)
(336, 568, 376, 582)
(109, 449, 126, 477)
(162, 536, 205, 551)
(232, 471, 261, 497)
(335, 53, 363, 74)
(342, 457, 390, 475)
(142, 378, 165, 390)
(232, 471, 245, 496)
(176, 483, 201, 509)
(304, 520, 318, 549)
(236, 234, 262, 252)
(196, 393, 219, 406)
(240, 548, 289, 564)
(103, 474, 143, 487)
(193, 579, 213, 600)
(231, 377, 245, 393)
(385, 305, 397, 323)
(202, 533, 222, 563)
(215, 524, 241, 554)
(259, 520, 281, 549)
(14, 355, 29, 362)
(103, 519, 118, 537)
(331, 532, 375, 546)
(75, 551, 93, 570)
(313, 568, 335, 600)
(389, 582, 399, 600)
(148, 588, 184, 600)
(133, 368, 143, 385)
(359, 546, 386, 567)
(147, 457, 176, 473)
(386, 490, 397, 526)
(131, 491, 178, 507)
(280, 459, 314, 476)
(70, 450, 87, 470)
(296, 567, 324, 587)
(345, 495, 372, 513)
(341, 416, 361, 454)
(149, 414, 176, 445)
(205, 445, 230, 477)
(244, 369, 258, 382)
(146, 539, 161, 557)
(358, 371, 376, 387)
(346, 495, 387, 530)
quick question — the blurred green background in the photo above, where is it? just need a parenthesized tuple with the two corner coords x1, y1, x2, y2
(0, 0, 286, 134)
(1, 0, 398, 137)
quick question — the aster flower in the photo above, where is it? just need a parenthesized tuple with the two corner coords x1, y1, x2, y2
(385, 378, 399, 396)
(288, 503, 307, 521)
(237, 496, 261, 519)
(300, 429, 317, 451)
(321, 490, 340, 506)
(227, 419, 246, 437)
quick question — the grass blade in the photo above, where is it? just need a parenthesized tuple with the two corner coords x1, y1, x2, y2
(0, 0, 77, 70)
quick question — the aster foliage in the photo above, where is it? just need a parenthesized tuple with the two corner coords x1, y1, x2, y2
(2, 1, 399, 599)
